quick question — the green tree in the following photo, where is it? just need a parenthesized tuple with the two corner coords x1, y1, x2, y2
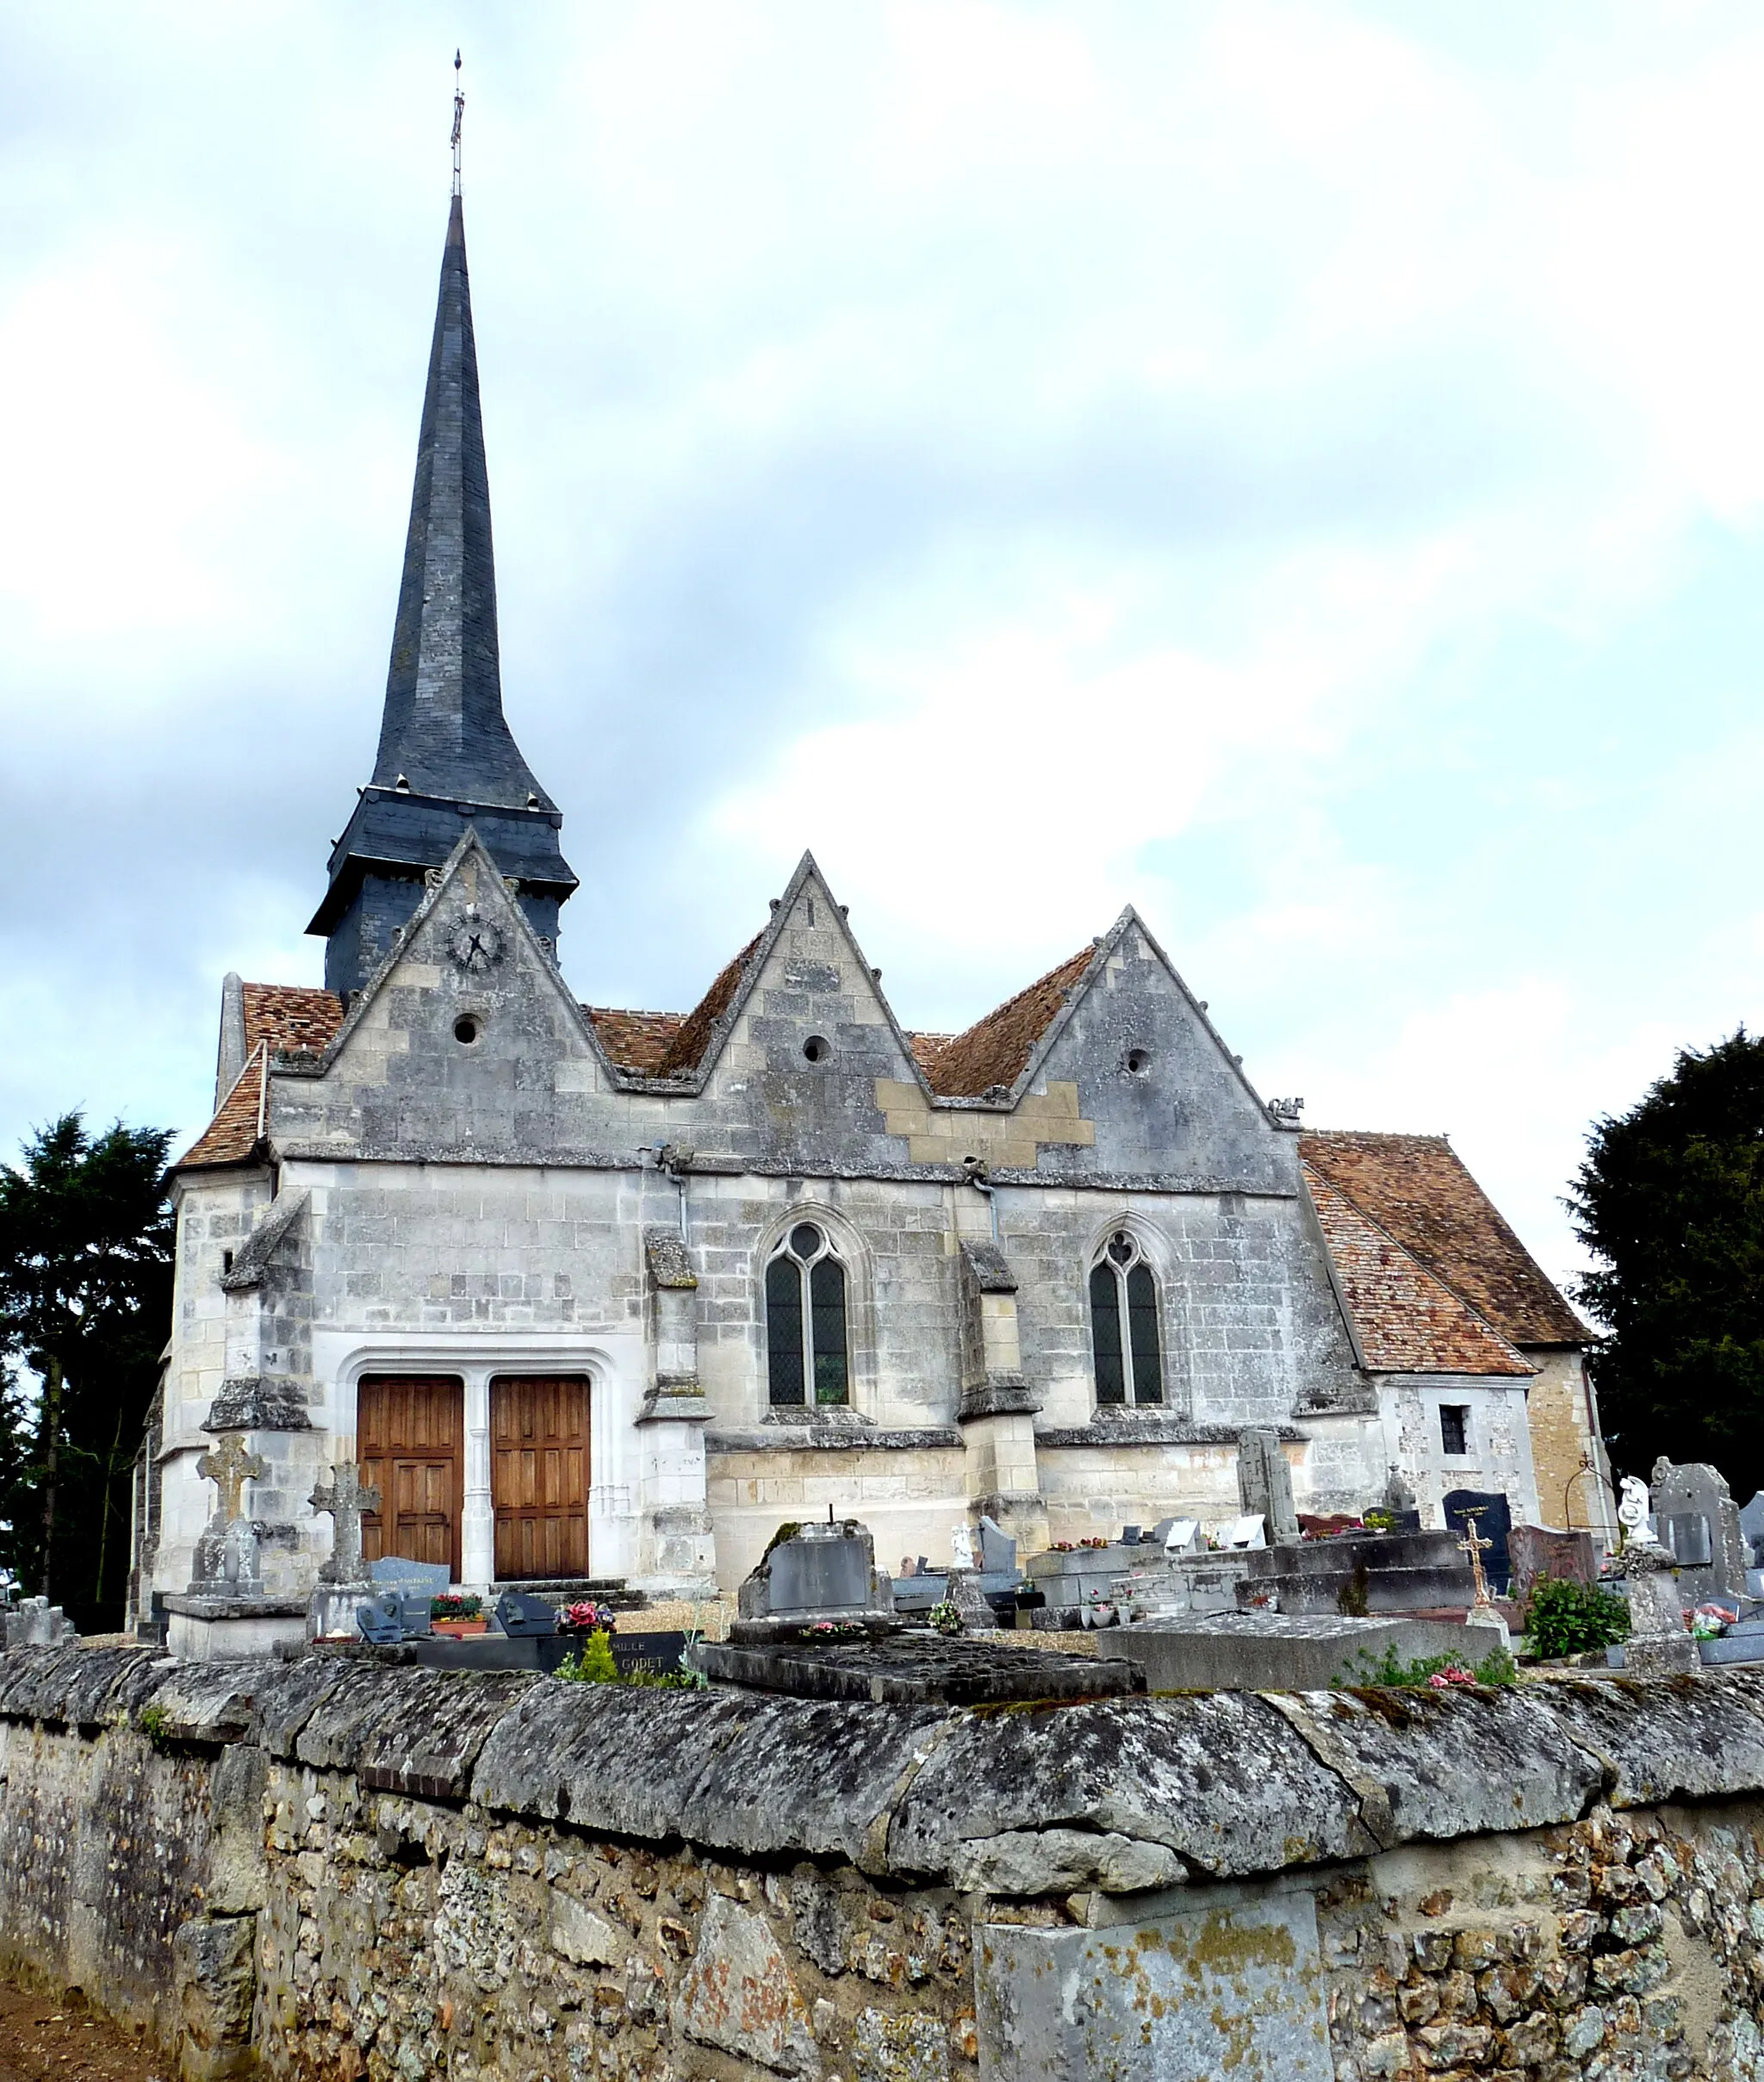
(0, 1114, 175, 1629)
(1570, 1029, 1764, 1498)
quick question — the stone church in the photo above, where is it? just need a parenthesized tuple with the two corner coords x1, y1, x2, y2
(129, 194, 1612, 1620)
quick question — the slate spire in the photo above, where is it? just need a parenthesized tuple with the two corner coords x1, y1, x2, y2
(372, 195, 548, 810)
(309, 194, 575, 994)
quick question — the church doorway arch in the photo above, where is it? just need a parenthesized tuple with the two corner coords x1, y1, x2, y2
(358, 1375, 465, 1581)
(490, 1375, 592, 1580)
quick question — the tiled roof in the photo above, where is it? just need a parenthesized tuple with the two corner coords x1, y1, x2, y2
(585, 934, 766, 1081)
(243, 983, 345, 1056)
(1301, 1129, 1585, 1347)
(584, 1007, 686, 1076)
(177, 1044, 269, 1172)
(1304, 1166, 1534, 1377)
(911, 944, 1100, 1098)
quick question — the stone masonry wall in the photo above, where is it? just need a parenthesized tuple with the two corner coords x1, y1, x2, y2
(16, 1650, 1764, 2080)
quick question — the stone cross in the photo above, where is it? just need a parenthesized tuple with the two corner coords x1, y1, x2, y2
(1457, 1511, 1495, 1608)
(196, 1435, 268, 1523)
(310, 1464, 382, 1586)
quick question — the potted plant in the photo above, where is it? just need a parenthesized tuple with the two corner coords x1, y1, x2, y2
(430, 1594, 486, 1637)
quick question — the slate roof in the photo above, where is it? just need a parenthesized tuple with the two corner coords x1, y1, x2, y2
(1301, 1129, 1585, 1347)
(242, 984, 345, 1056)
(370, 196, 549, 812)
(910, 944, 1101, 1098)
(1303, 1167, 1534, 1377)
(177, 1045, 270, 1172)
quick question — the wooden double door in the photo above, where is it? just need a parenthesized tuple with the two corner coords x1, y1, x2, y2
(357, 1374, 589, 1584)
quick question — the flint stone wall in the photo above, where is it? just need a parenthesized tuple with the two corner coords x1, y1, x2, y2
(9, 1650, 1764, 2079)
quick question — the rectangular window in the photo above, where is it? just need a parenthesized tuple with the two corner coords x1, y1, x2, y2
(1438, 1404, 1469, 1456)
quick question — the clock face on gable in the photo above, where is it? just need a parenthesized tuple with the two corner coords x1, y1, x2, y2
(446, 908, 505, 974)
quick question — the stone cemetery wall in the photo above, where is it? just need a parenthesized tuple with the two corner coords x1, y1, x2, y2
(12, 1650, 1764, 2078)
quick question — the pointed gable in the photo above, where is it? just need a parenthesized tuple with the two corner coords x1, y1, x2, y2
(1302, 1130, 1584, 1347)
(1304, 1166, 1533, 1377)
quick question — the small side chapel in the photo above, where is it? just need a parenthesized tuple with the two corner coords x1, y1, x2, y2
(128, 190, 1612, 1625)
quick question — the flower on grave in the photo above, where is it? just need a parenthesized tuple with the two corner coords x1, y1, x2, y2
(929, 1600, 964, 1637)
(1425, 1664, 1476, 1688)
(1079, 1537, 1109, 1550)
(560, 1600, 618, 1633)
(1052, 1540, 1076, 1552)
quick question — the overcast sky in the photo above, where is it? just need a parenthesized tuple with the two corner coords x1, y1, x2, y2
(4, 2, 1762, 1294)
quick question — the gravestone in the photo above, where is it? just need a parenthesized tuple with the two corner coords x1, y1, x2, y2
(1508, 1524, 1596, 1594)
(1739, 1491, 1764, 1568)
(978, 1515, 1016, 1576)
(1651, 1457, 1747, 1600)
(308, 1463, 382, 1640)
(1237, 1428, 1301, 1548)
(496, 1590, 561, 1638)
(734, 1520, 897, 1642)
(0, 1595, 76, 1649)
(370, 1556, 451, 1600)
(1443, 1491, 1513, 1594)
(1619, 1539, 1699, 1677)
(189, 1435, 269, 1591)
(1220, 1514, 1266, 1551)
(770, 1532, 872, 1613)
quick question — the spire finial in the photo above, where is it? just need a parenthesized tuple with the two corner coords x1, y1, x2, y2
(451, 51, 464, 198)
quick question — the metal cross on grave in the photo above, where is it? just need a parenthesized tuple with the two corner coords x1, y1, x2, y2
(309, 1464, 382, 1584)
(196, 1435, 268, 1524)
(1457, 1508, 1496, 1608)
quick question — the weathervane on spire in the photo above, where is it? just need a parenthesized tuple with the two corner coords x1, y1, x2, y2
(451, 50, 464, 197)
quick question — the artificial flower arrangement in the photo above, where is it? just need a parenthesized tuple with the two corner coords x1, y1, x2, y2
(1425, 1664, 1477, 1688)
(802, 1619, 867, 1640)
(1078, 1536, 1110, 1551)
(430, 1594, 481, 1620)
(1050, 1540, 1077, 1552)
(559, 1600, 618, 1633)
(928, 1599, 964, 1638)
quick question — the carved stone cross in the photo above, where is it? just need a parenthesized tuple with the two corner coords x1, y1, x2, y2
(196, 1435, 268, 1523)
(310, 1464, 382, 1585)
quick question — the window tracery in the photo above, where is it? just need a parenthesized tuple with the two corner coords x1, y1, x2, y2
(1089, 1229, 1164, 1407)
(765, 1221, 850, 1407)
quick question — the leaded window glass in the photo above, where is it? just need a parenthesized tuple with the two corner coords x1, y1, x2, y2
(766, 1222, 850, 1407)
(1089, 1230, 1165, 1407)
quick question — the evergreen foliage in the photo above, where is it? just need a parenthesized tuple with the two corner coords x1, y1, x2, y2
(0, 1113, 175, 1629)
(1520, 1575, 1630, 1659)
(1570, 1029, 1764, 1496)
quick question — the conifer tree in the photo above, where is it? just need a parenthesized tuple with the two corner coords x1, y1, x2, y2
(0, 1114, 175, 1626)
(1571, 1030, 1764, 1498)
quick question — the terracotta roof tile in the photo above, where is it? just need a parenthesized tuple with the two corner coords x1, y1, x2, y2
(584, 1007, 687, 1076)
(1304, 1165, 1533, 1377)
(914, 944, 1100, 1098)
(177, 1045, 269, 1172)
(242, 983, 345, 1056)
(1301, 1130, 1584, 1347)
(582, 933, 766, 1082)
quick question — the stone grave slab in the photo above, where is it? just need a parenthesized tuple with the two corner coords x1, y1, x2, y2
(1651, 1457, 1748, 1600)
(1237, 1529, 1475, 1616)
(1115, 1612, 1494, 1692)
(690, 1633, 1144, 1705)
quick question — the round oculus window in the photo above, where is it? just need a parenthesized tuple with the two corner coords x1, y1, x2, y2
(802, 1034, 830, 1063)
(454, 1016, 481, 1045)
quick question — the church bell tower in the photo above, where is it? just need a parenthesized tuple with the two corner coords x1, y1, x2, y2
(307, 183, 576, 994)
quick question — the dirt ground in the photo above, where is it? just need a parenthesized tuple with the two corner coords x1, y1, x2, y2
(0, 1980, 165, 2082)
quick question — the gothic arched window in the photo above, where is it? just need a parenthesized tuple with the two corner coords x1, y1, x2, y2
(765, 1221, 850, 1408)
(1089, 1230, 1164, 1407)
